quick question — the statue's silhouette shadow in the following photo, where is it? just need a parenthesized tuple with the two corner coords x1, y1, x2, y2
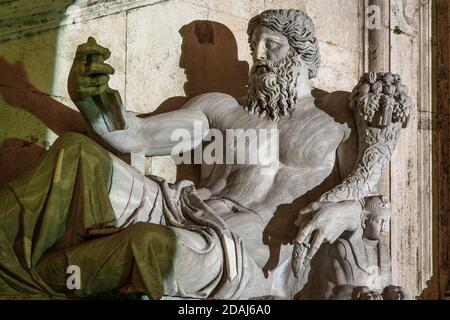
(143, 20, 249, 115)
(0, 0, 82, 187)
(0, 58, 96, 187)
(0, 20, 249, 187)
(141, 20, 250, 183)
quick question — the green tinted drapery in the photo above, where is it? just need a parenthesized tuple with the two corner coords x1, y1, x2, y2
(0, 133, 175, 299)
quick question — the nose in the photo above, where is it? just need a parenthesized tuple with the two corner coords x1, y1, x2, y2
(254, 41, 267, 61)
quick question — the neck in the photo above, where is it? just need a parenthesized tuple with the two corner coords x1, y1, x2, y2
(363, 237, 379, 247)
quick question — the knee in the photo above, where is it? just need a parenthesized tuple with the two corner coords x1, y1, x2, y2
(51, 132, 106, 157)
(127, 223, 176, 250)
(55, 132, 93, 146)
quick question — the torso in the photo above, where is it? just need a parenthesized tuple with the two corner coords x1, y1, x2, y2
(184, 93, 350, 220)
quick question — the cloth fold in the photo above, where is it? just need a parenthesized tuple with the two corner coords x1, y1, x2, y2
(0, 133, 250, 299)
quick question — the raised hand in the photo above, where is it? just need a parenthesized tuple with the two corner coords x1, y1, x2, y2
(68, 37, 115, 103)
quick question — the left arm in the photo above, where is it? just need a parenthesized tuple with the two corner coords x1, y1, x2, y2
(293, 72, 412, 269)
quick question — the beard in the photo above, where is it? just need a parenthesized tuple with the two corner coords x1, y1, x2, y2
(244, 55, 302, 122)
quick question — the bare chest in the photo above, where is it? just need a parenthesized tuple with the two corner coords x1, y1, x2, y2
(199, 100, 348, 213)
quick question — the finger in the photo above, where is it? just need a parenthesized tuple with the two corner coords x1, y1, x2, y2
(77, 75, 110, 87)
(78, 84, 108, 98)
(311, 201, 323, 211)
(298, 201, 321, 215)
(298, 204, 314, 216)
(295, 221, 313, 244)
(82, 62, 115, 76)
(76, 41, 111, 61)
(306, 231, 326, 260)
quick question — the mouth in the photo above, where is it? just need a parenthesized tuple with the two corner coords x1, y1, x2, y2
(254, 61, 267, 69)
(253, 64, 269, 74)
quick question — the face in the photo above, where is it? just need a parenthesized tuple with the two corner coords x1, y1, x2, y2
(384, 286, 405, 300)
(250, 25, 291, 65)
(353, 287, 382, 300)
(245, 25, 301, 122)
(363, 209, 390, 240)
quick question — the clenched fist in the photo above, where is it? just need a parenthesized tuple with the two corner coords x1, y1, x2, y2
(68, 37, 115, 103)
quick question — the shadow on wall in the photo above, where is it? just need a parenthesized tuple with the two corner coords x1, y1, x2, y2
(0, 59, 90, 135)
(0, 58, 99, 187)
(0, 19, 249, 187)
(0, 0, 77, 187)
(146, 20, 249, 115)
(143, 20, 250, 183)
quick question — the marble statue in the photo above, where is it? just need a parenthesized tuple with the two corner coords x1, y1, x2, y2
(0, 9, 412, 300)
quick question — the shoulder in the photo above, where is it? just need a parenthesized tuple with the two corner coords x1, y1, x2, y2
(181, 93, 245, 129)
(312, 89, 353, 121)
(311, 89, 355, 137)
(289, 96, 351, 139)
(181, 92, 240, 113)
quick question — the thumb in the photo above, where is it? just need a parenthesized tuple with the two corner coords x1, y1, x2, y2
(294, 214, 304, 227)
(88, 36, 97, 45)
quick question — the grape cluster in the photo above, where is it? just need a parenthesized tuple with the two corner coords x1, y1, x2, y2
(350, 72, 411, 128)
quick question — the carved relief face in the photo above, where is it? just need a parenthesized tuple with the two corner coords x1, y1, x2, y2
(383, 286, 405, 300)
(250, 26, 290, 64)
(363, 209, 390, 240)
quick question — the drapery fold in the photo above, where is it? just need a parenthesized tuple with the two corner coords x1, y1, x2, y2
(0, 132, 250, 299)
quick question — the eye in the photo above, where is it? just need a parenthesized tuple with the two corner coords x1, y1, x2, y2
(265, 40, 279, 50)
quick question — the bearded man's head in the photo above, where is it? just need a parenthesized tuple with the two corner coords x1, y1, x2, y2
(245, 9, 320, 122)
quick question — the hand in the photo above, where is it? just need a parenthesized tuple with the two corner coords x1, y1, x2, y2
(68, 37, 115, 103)
(294, 200, 361, 261)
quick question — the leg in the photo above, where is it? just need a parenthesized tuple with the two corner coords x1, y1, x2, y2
(36, 222, 176, 300)
(2, 132, 223, 298)
(35, 223, 224, 299)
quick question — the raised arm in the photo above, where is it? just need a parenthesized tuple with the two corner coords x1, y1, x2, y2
(319, 72, 411, 202)
(67, 37, 209, 156)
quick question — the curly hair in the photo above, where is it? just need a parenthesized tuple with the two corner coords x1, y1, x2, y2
(247, 9, 320, 79)
(363, 195, 390, 219)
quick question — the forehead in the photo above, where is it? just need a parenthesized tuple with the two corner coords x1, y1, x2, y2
(370, 208, 390, 219)
(251, 25, 288, 42)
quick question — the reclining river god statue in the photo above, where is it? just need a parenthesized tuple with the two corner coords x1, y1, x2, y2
(0, 9, 411, 300)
